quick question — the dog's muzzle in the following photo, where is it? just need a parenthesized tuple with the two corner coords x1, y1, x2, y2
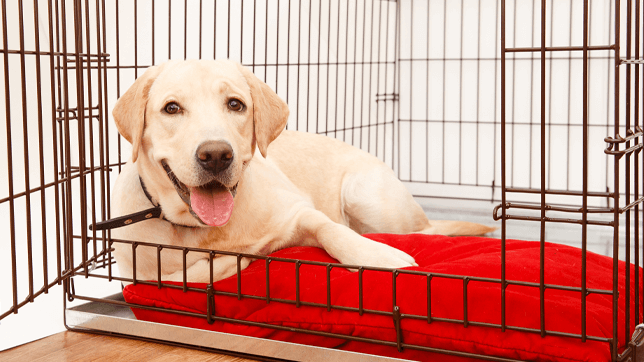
(162, 161, 238, 227)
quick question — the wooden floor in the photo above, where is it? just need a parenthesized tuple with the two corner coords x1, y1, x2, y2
(0, 331, 257, 362)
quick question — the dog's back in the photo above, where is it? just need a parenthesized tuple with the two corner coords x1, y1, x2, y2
(267, 130, 496, 236)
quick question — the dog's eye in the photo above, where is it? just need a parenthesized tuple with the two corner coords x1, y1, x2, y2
(227, 99, 244, 112)
(164, 102, 181, 114)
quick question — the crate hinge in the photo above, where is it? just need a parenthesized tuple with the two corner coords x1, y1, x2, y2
(393, 305, 403, 352)
(206, 284, 215, 324)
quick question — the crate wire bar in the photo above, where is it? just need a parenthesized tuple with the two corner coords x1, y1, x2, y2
(0, 0, 643, 361)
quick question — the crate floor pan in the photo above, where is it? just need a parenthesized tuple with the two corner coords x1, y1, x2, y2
(65, 294, 409, 362)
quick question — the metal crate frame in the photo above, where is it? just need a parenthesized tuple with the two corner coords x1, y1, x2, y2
(1, 0, 644, 361)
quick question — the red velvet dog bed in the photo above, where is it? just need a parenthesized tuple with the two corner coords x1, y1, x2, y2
(123, 234, 642, 361)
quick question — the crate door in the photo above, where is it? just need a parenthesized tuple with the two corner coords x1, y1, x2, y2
(0, 0, 114, 343)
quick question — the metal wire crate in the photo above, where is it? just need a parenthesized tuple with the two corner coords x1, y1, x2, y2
(1, 0, 643, 360)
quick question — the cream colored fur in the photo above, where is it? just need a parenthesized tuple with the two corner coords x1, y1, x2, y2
(110, 59, 496, 284)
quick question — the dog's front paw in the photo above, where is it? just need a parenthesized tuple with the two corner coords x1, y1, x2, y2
(337, 237, 417, 270)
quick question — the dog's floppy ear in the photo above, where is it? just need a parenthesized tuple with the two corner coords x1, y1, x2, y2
(112, 64, 165, 163)
(235, 63, 289, 158)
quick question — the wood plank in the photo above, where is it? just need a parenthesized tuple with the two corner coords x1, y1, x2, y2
(0, 331, 99, 362)
(30, 333, 160, 362)
(0, 332, 257, 362)
(147, 348, 250, 362)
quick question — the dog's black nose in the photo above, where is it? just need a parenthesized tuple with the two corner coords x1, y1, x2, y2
(196, 141, 234, 174)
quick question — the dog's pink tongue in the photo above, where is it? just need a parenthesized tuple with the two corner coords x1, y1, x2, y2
(190, 187, 234, 227)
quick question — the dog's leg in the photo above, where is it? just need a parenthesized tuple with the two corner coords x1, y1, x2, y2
(296, 208, 417, 269)
(163, 254, 253, 283)
(342, 167, 496, 236)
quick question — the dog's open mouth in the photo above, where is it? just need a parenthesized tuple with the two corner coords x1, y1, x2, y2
(162, 161, 238, 227)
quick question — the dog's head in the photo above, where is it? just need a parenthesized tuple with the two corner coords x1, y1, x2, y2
(113, 59, 289, 227)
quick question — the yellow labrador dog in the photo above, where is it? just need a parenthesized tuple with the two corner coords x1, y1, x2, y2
(110, 59, 494, 284)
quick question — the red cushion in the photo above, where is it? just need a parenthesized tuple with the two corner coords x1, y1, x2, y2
(123, 234, 642, 361)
